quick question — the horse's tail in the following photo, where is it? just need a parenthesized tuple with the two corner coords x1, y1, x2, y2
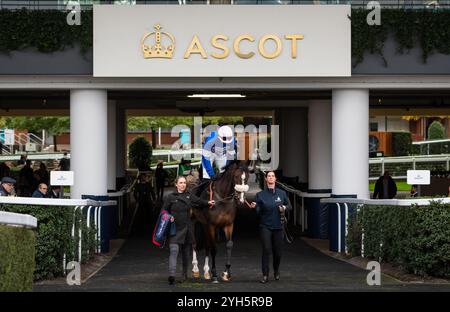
(193, 221, 208, 251)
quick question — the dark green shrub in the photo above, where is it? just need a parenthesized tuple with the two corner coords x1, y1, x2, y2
(0, 225, 36, 291)
(410, 144, 420, 155)
(129, 137, 153, 171)
(347, 202, 450, 277)
(428, 120, 445, 140)
(392, 132, 412, 156)
(427, 121, 446, 154)
(0, 204, 96, 280)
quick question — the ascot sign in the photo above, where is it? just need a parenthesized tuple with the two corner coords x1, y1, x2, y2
(94, 5, 351, 77)
(142, 23, 304, 60)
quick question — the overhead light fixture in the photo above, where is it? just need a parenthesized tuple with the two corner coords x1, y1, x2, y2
(187, 94, 246, 98)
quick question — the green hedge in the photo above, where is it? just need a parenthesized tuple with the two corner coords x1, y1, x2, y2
(352, 9, 450, 66)
(0, 204, 96, 281)
(347, 202, 450, 277)
(392, 132, 412, 156)
(0, 9, 92, 54)
(0, 225, 36, 291)
(2, 9, 450, 66)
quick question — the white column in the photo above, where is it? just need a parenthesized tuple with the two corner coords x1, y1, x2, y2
(308, 100, 332, 191)
(116, 108, 126, 182)
(107, 100, 117, 191)
(332, 89, 369, 199)
(70, 89, 108, 199)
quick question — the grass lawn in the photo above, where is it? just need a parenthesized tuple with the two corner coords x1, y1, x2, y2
(369, 180, 411, 192)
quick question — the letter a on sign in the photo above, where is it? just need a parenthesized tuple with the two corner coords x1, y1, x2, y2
(366, 261, 381, 286)
(366, 1, 381, 26)
(66, 261, 81, 286)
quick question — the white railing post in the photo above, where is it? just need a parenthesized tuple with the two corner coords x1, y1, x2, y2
(98, 206, 103, 253)
(344, 203, 349, 255)
(301, 196, 305, 232)
(361, 231, 365, 258)
(337, 203, 341, 253)
(293, 195, 297, 226)
(94, 206, 100, 253)
(78, 206, 84, 263)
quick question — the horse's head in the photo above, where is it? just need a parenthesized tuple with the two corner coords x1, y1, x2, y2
(228, 161, 250, 204)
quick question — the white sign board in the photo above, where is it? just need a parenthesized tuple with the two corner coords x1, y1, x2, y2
(94, 5, 351, 77)
(25, 143, 36, 152)
(4, 129, 14, 145)
(50, 171, 74, 186)
(407, 170, 431, 185)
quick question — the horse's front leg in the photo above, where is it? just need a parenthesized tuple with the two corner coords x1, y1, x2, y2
(192, 248, 200, 279)
(221, 224, 234, 282)
(208, 225, 219, 283)
(203, 251, 210, 280)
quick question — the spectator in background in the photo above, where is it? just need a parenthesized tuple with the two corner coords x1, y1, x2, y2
(178, 158, 193, 177)
(35, 162, 50, 185)
(155, 161, 168, 201)
(32, 172, 41, 194)
(17, 154, 27, 166)
(48, 185, 61, 198)
(373, 171, 397, 199)
(0, 162, 11, 179)
(133, 174, 156, 235)
(59, 152, 70, 171)
(410, 185, 419, 198)
(0, 177, 16, 196)
(19, 160, 35, 197)
(32, 183, 48, 198)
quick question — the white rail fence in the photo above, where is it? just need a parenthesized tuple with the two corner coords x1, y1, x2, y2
(320, 197, 450, 254)
(0, 196, 116, 273)
(369, 154, 450, 180)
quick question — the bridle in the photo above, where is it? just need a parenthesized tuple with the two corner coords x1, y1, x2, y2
(209, 166, 251, 208)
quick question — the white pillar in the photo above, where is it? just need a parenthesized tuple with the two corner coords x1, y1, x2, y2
(116, 108, 126, 183)
(70, 90, 108, 199)
(107, 101, 117, 191)
(308, 100, 332, 191)
(332, 89, 369, 199)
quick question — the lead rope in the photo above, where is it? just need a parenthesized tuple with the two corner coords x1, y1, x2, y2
(209, 182, 214, 209)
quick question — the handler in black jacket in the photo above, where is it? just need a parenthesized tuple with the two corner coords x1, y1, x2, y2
(250, 171, 292, 284)
(162, 175, 215, 285)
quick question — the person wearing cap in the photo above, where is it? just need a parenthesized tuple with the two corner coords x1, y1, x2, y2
(0, 177, 16, 196)
(201, 125, 236, 180)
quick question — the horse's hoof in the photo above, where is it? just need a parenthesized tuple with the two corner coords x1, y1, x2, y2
(192, 271, 200, 279)
(204, 272, 211, 280)
(221, 272, 231, 282)
(212, 277, 219, 284)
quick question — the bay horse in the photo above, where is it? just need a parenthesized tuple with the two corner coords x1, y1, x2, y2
(190, 160, 250, 283)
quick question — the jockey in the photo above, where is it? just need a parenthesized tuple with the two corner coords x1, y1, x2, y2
(201, 125, 236, 180)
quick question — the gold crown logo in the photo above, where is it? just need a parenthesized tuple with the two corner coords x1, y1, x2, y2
(141, 24, 175, 59)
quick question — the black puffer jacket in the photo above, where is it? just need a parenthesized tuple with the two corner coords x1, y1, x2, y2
(162, 191, 209, 245)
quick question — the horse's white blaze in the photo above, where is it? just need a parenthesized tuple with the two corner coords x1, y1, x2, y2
(240, 172, 246, 203)
(192, 249, 199, 273)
